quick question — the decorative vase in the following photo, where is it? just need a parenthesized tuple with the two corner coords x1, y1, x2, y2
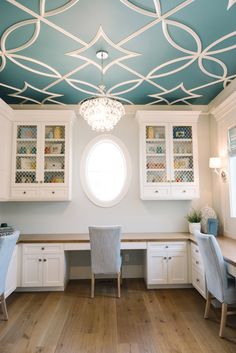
(189, 222, 201, 235)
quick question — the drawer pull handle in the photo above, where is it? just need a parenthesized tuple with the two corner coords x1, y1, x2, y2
(168, 257, 172, 260)
(163, 257, 167, 260)
(43, 259, 47, 262)
(38, 259, 42, 262)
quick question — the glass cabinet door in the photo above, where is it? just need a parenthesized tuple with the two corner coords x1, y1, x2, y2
(145, 125, 167, 184)
(43, 125, 65, 184)
(172, 125, 194, 183)
(15, 125, 38, 184)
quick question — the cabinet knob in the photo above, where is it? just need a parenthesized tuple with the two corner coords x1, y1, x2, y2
(43, 259, 47, 262)
(165, 245, 168, 248)
(163, 257, 167, 260)
(195, 249, 199, 253)
(154, 190, 159, 193)
(38, 259, 42, 262)
(40, 181, 43, 184)
(23, 191, 26, 194)
(41, 247, 45, 250)
(168, 257, 172, 260)
(182, 190, 186, 193)
(52, 191, 55, 194)
(196, 278, 200, 283)
(196, 261, 199, 265)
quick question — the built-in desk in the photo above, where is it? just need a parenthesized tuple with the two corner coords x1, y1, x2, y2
(17, 233, 236, 292)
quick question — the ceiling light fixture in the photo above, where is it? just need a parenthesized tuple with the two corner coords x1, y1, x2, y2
(79, 50, 125, 132)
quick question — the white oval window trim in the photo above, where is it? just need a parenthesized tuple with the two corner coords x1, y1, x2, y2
(80, 135, 132, 207)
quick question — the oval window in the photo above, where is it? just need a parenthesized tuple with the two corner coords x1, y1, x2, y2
(80, 135, 131, 207)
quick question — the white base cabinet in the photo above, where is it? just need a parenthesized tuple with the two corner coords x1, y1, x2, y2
(21, 244, 66, 289)
(191, 242, 206, 298)
(5, 246, 18, 298)
(145, 242, 188, 288)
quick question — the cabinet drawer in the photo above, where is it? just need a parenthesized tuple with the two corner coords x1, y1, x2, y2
(192, 267, 206, 298)
(191, 243, 204, 269)
(142, 187, 170, 199)
(11, 188, 39, 199)
(148, 242, 187, 251)
(41, 188, 67, 199)
(171, 186, 198, 198)
(23, 244, 63, 254)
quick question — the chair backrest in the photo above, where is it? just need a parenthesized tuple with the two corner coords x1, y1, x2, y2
(89, 226, 121, 275)
(0, 231, 20, 295)
(195, 231, 228, 302)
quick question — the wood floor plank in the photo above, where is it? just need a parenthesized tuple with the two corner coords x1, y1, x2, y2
(0, 280, 236, 353)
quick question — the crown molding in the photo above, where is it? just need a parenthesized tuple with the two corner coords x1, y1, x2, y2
(209, 91, 236, 121)
(0, 99, 14, 121)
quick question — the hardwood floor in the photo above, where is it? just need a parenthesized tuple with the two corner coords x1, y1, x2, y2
(0, 279, 236, 353)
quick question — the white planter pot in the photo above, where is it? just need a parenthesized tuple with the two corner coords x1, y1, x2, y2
(189, 222, 201, 235)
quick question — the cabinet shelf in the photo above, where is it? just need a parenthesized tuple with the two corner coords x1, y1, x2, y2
(173, 138, 192, 142)
(17, 138, 37, 142)
(146, 168, 165, 171)
(146, 138, 165, 142)
(17, 154, 36, 157)
(44, 154, 65, 157)
(44, 169, 64, 172)
(45, 139, 65, 142)
(146, 153, 165, 157)
(16, 169, 36, 172)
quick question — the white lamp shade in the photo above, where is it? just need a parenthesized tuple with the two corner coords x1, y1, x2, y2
(209, 157, 221, 169)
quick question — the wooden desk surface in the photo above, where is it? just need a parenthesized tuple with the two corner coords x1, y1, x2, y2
(19, 232, 236, 266)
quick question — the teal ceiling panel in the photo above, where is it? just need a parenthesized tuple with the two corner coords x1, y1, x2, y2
(0, 0, 236, 105)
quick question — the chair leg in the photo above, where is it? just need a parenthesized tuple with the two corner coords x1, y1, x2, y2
(0, 293, 8, 321)
(204, 291, 212, 319)
(117, 272, 121, 298)
(91, 274, 95, 298)
(219, 303, 228, 338)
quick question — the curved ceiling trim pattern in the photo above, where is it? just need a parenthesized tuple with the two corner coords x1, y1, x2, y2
(0, 0, 236, 105)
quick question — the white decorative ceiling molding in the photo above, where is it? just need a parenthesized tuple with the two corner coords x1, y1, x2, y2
(0, 0, 236, 106)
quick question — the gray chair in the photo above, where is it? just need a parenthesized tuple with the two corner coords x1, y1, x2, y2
(0, 231, 20, 320)
(89, 226, 122, 298)
(195, 231, 236, 337)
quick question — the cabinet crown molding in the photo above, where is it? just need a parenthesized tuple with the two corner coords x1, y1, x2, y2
(135, 110, 201, 124)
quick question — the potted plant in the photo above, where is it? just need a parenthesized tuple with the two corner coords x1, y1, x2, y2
(186, 209, 202, 234)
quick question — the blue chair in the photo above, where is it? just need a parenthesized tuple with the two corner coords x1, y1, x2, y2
(0, 231, 20, 320)
(195, 231, 236, 337)
(89, 226, 122, 298)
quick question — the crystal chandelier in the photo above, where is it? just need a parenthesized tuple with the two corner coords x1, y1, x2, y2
(79, 51, 125, 132)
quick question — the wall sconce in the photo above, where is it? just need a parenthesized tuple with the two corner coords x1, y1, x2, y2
(209, 157, 227, 182)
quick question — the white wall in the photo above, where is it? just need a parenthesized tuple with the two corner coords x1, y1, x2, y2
(0, 111, 212, 234)
(210, 102, 236, 239)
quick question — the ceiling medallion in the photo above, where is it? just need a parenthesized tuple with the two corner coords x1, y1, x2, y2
(79, 50, 125, 132)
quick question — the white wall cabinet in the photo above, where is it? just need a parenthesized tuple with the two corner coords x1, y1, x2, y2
(0, 100, 13, 201)
(21, 244, 66, 289)
(136, 111, 200, 200)
(11, 110, 74, 201)
(5, 246, 18, 298)
(191, 242, 206, 298)
(145, 242, 188, 288)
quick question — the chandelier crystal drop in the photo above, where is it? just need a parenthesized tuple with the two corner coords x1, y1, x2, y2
(79, 51, 125, 132)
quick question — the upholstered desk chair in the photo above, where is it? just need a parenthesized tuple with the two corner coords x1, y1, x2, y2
(89, 226, 122, 298)
(195, 231, 236, 337)
(0, 231, 20, 320)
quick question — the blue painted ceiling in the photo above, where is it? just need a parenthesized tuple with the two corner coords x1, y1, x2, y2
(0, 0, 236, 106)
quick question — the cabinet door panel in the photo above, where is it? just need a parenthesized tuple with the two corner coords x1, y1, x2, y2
(43, 254, 64, 287)
(22, 255, 43, 287)
(5, 247, 18, 297)
(192, 267, 206, 298)
(147, 251, 168, 284)
(167, 251, 188, 284)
